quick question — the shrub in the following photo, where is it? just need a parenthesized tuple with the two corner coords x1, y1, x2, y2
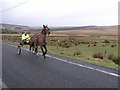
(74, 42, 79, 46)
(95, 42, 97, 44)
(111, 44, 116, 47)
(93, 52, 104, 59)
(50, 39, 57, 42)
(108, 54, 120, 64)
(108, 54, 114, 60)
(2, 28, 18, 34)
(73, 50, 82, 56)
(58, 41, 71, 48)
(93, 44, 96, 46)
(60, 52, 64, 55)
(64, 44, 70, 48)
(88, 44, 90, 47)
(112, 56, 120, 64)
(103, 40, 110, 43)
(102, 44, 105, 47)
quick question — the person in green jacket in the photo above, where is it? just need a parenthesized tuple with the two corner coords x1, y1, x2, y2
(20, 31, 30, 46)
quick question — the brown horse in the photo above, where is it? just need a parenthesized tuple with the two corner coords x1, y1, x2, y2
(29, 25, 50, 59)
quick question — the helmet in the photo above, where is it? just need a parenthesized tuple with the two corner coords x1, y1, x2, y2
(24, 31, 27, 36)
(24, 31, 27, 34)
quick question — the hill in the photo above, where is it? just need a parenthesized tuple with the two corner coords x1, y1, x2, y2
(51, 25, 118, 36)
(0, 23, 118, 36)
(0, 23, 30, 30)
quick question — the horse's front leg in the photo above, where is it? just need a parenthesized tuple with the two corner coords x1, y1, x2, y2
(40, 46, 46, 59)
(29, 39, 33, 52)
(43, 45, 47, 56)
(32, 45, 35, 54)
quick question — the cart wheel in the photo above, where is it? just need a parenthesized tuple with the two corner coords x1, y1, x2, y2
(17, 46, 21, 55)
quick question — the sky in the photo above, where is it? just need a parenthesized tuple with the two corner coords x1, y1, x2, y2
(0, 0, 119, 27)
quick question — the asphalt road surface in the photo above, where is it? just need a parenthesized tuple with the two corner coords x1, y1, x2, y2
(2, 43, 119, 88)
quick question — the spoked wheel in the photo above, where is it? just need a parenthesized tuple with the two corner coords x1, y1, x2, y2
(17, 45, 21, 55)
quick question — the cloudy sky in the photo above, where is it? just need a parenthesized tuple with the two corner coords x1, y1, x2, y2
(0, 0, 119, 27)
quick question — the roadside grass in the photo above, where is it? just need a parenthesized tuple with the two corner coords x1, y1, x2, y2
(47, 44, 118, 57)
(47, 45, 119, 69)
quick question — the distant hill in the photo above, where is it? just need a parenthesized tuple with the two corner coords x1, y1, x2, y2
(50, 25, 117, 31)
(50, 25, 96, 30)
(51, 25, 118, 36)
(0, 23, 30, 30)
(0, 23, 118, 31)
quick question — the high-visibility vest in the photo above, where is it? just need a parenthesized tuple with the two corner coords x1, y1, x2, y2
(22, 34, 30, 40)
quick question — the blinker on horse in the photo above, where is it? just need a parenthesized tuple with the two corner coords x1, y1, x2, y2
(29, 25, 50, 59)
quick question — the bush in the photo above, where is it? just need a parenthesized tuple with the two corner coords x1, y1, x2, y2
(2, 28, 18, 34)
(2, 35, 21, 42)
(108, 54, 120, 64)
(111, 44, 116, 47)
(93, 44, 96, 46)
(73, 50, 82, 56)
(60, 52, 64, 55)
(88, 44, 90, 47)
(93, 52, 104, 59)
(74, 42, 79, 46)
(50, 39, 58, 42)
(108, 54, 114, 60)
(112, 56, 120, 64)
(58, 40, 71, 48)
(103, 40, 110, 43)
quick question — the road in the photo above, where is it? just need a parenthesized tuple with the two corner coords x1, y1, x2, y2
(2, 43, 119, 88)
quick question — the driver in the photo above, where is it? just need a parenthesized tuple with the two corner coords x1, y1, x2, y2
(20, 31, 30, 46)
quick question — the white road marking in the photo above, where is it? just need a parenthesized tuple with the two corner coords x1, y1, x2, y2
(0, 78, 7, 88)
(0, 78, 2, 89)
(3, 43, 120, 77)
(46, 54, 120, 77)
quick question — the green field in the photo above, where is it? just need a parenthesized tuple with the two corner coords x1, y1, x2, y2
(47, 44, 118, 69)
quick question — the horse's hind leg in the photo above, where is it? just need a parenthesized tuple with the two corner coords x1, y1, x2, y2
(42, 45, 47, 59)
(29, 45, 32, 53)
(35, 45, 38, 55)
(29, 40, 34, 52)
(29, 43, 32, 52)
(32, 45, 35, 53)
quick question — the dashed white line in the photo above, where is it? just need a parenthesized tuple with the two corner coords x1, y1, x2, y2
(3, 43, 120, 77)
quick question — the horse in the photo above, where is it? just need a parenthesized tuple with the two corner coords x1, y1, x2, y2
(29, 25, 50, 59)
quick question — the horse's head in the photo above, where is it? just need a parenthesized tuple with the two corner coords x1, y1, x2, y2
(42, 25, 50, 35)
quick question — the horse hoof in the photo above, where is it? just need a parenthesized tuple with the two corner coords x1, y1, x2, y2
(44, 56, 46, 59)
(32, 51, 35, 54)
(28, 50, 31, 53)
(37, 53, 39, 56)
